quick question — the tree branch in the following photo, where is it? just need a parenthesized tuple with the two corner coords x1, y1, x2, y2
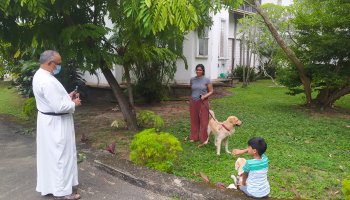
(325, 82, 350, 108)
(252, 0, 312, 104)
(286, 25, 298, 46)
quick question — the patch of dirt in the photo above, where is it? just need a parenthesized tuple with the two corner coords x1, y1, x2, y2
(297, 105, 350, 120)
(74, 87, 233, 160)
(74, 100, 191, 160)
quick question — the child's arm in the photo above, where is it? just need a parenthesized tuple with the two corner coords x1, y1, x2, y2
(232, 148, 248, 156)
(241, 172, 248, 186)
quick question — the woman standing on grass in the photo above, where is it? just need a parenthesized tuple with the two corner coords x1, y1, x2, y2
(189, 64, 213, 146)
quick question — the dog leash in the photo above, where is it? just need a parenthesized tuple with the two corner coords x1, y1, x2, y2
(199, 95, 218, 122)
(200, 99, 232, 131)
(199, 96, 234, 132)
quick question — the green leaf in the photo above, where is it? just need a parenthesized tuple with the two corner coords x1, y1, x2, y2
(145, 0, 151, 8)
(14, 50, 21, 58)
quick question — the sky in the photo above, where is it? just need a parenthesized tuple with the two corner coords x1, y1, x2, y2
(262, 0, 293, 6)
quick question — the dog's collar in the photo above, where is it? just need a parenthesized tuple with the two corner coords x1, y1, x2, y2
(222, 124, 230, 132)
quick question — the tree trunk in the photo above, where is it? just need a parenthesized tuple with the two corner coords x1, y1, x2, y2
(252, 0, 312, 104)
(239, 37, 243, 66)
(260, 58, 277, 86)
(253, 52, 256, 73)
(245, 43, 251, 85)
(242, 4, 247, 88)
(246, 27, 255, 84)
(242, 35, 247, 87)
(123, 65, 134, 108)
(315, 89, 330, 105)
(327, 84, 350, 105)
(317, 83, 350, 109)
(100, 66, 138, 131)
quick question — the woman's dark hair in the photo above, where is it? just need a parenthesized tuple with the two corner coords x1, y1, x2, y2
(195, 64, 205, 75)
(248, 137, 267, 156)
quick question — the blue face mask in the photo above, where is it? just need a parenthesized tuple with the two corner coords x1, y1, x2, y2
(53, 65, 61, 75)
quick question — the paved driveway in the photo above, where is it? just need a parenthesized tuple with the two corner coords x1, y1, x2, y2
(0, 117, 169, 200)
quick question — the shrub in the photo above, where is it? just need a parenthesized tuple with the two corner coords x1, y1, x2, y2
(257, 64, 276, 79)
(130, 128, 183, 173)
(133, 61, 176, 103)
(276, 65, 305, 95)
(0, 66, 4, 80)
(136, 110, 164, 130)
(343, 175, 350, 200)
(12, 60, 87, 99)
(23, 97, 37, 118)
(134, 77, 165, 103)
(13, 61, 37, 97)
(233, 65, 256, 82)
(110, 119, 127, 129)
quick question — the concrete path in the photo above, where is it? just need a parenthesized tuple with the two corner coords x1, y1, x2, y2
(0, 117, 170, 200)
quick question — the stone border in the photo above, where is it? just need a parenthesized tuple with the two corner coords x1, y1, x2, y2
(93, 154, 249, 200)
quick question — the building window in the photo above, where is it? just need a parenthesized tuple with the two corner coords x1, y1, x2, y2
(219, 19, 227, 58)
(198, 27, 209, 56)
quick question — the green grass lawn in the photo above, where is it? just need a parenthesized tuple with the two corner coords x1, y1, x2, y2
(168, 80, 350, 199)
(0, 81, 26, 119)
(1, 79, 349, 199)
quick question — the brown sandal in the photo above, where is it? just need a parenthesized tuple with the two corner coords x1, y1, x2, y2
(54, 193, 81, 200)
(197, 143, 206, 147)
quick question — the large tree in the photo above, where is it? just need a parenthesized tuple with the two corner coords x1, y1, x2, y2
(283, 0, 350, 108)
(243, 0, 349, 109)
(0, 0, 243, 129)
(0, 0, 139, 128)
(244, 0, 313, 104)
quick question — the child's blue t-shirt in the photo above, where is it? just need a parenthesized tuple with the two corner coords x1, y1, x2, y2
(242, 154, 270, 198)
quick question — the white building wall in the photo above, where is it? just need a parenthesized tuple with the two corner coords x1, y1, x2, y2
(173, 32, 196, 84)
(228, 11, 261, 72)
(173, 9, 231, 84)
(82, 7, 261, 86)
(214, 9, 230, 79)
(83, 64, 123, 87)
(83, 15, 124, 87)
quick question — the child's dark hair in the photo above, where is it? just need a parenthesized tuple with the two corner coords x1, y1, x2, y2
(248, 137, 267, 156)
(195, 64, 205, 75)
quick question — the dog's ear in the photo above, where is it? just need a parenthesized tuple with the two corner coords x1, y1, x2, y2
(229, 116, 238, 124)
(230, 116, 242, 126)
(228, 116, 234, 124)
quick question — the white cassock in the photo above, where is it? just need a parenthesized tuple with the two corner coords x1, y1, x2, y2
(32, 68, 78, 196)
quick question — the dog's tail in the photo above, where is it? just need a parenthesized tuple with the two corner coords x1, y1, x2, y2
(209, 110, 215, 120)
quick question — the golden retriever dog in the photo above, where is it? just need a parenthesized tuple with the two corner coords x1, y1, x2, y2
(204, 110, 242, 155)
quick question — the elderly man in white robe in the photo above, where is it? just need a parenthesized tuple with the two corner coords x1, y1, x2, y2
(33, 50, 82, 200)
